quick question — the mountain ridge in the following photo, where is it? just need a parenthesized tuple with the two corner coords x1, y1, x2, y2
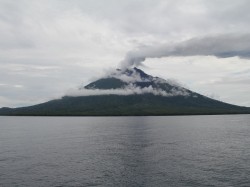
(1, 67, 250, 116)
(83, 67, 193, 97)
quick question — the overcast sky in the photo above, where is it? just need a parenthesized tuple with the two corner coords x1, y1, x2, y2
(1, 0, 250, 107)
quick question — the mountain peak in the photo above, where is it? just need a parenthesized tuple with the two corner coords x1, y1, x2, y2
(83, 67, 193, 97)
(133, 67, 151, 78)
(116, 67, 153, 82)
(1, 68, 250, 116)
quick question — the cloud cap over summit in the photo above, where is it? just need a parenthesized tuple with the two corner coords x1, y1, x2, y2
(1, 0, 250, 107)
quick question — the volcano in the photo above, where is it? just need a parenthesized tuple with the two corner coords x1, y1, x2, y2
(0, 67, 250, 116)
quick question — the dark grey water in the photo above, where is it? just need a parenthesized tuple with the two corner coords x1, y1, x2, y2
(0, 115, 250, 187)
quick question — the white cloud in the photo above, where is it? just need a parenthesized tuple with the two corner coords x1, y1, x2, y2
(66, 84, 190, 97)
(142, 56, 250, 106)
(0, 0, 250, 107)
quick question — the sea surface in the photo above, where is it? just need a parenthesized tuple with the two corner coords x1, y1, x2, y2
(0, 115, 250, 187)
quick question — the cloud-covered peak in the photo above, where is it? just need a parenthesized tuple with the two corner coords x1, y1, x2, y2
(1, 0, 250, 107)
(71, 67, 191, 97)
(107, 67, 154, 83)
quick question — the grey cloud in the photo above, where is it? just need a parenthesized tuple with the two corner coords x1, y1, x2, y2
(209, 77, 250, 85)
(62, 0, 250, 39)
(0, 0, 250, 107)
(232, 69, 250, 75)
(121, 34, 250, 68)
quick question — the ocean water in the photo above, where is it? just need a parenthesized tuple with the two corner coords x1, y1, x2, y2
(0, 115, 250, 187)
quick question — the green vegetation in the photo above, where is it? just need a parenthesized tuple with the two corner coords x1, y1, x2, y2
(1, 68, 250, 116)
(0, 94, 249, 116)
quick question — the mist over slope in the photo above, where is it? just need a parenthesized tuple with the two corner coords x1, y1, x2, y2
(0, 67, 250, 116)
(68, 67, 192, 97)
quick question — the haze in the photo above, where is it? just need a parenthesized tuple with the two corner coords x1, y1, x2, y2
(1, 0, 250, 107)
